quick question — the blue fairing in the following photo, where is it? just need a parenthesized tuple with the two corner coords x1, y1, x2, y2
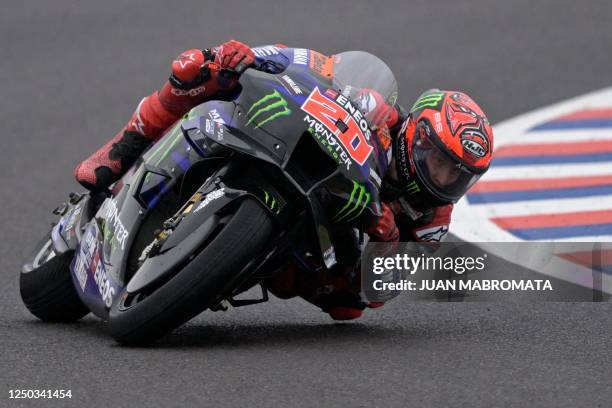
(252, 44, 290, 71)
(70, 222, 122, 318)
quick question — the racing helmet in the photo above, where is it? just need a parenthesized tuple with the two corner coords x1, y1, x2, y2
(386, 89, 494, 209)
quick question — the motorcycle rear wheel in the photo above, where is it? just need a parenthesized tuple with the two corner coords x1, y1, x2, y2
(108, 198, 273, 346)
(20, 236, 89, 322)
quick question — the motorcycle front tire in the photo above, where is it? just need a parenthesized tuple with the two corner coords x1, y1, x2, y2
(108, 198, 273, 346)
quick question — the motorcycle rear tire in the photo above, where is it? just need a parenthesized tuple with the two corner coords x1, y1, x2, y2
(20, 244, 90, 322)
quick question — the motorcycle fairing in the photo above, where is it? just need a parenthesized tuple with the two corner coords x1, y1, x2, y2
(50, 194, 92, 253)
(182, 66, 385, 266)
(70, 220, 121, 318)
(69, 49, 397, 313)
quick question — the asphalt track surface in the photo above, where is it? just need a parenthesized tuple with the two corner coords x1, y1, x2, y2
(1, 1, 612, 407)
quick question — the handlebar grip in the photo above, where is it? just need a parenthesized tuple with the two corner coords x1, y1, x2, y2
(233, 62, 249, 75)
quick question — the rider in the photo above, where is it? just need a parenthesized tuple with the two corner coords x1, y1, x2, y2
(74, 40, 494, 320)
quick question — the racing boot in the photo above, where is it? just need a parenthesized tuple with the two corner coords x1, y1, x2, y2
(74, 128, 152, 191)
(327, 306, 364, 321)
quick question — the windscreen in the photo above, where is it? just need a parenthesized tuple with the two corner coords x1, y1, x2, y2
(332, 51, 399, 129)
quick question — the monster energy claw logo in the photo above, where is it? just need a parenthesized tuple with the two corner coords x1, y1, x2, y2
(406, 180, 420, 194)
(334, 181, 371, 223)
(411, 92, 444, 112)
(246, 90, 292, 128)
(263, 190, 281, 214)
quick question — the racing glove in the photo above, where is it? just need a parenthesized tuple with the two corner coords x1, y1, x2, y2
(168, 40, 255, 92)
(366, 202, 399, 242)
(213, 40, 256, 73)
(356, 88, 400, 129)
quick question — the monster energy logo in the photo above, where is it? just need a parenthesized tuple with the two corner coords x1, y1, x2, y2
(246, 90, 292, 128)
(410, 92, 444, 112)
(333, 181, 371, 223)
(263, 190, 281, 214)
(406, 180, 420, 194)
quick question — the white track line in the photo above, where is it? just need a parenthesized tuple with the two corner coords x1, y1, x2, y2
(534, 235, 612, 243)
(474, 194, 612, 217)
(483, 162, 612, 180)
(497, 129, 612, 146)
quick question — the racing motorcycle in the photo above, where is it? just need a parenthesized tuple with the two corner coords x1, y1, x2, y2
(20, 48, 398, 345)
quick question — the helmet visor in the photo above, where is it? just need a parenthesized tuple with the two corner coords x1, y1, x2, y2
(412, 129, 481, 202)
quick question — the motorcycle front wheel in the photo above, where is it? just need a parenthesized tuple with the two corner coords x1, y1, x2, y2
(108, 198, 273, 346)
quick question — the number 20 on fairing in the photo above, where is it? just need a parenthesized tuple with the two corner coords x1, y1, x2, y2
(301, 87, 373, 165)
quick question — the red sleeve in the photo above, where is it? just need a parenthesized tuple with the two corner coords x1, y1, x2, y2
(125, 48, 234, 142)
(411, 204, 453, 242)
